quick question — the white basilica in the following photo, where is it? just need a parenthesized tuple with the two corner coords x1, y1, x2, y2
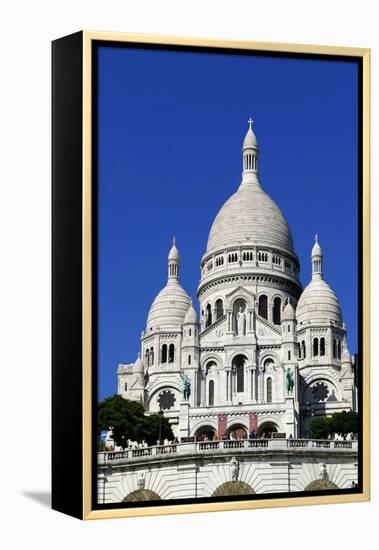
(117, 121, 357, 440)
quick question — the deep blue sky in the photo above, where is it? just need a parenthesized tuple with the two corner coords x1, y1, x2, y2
(97, 46, 358, 401)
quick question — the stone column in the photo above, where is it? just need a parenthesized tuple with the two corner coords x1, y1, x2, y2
(251, 367, 256, 402)
(179, 401, 190, 439)
(259, 368, 265, 403)
(226, 369, 230, 402)
(246, 364, 252, 401)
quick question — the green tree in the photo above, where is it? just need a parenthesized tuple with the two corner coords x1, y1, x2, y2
(141, 413, 174, 446)
(309, 411, 358, 439)
(309, 416, 332, 439)
(97, 395, 174, 447)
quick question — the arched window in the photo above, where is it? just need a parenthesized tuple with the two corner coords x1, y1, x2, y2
(338, 340, 341, 359)
(150, 347, 154, 366)
(206, 303, 212, 327)
(161, 344, 167, 363)
(333, 339, 337, 358)
(320, 338, 325, 356)
(145, 349, 150, 366)
(313, 338, 319, 357)
(258, 295, 268, 320)
(288, 350, 291, 361)
(124, 382, 128, 392)
(234, 356, 245, 393)
(273, 297, 281, 325)
(298, 342, 302, 359)
(188, 355, 191, 365)
(264, 358, 274, 369)
(266, 378, 272, 403)
(302, 340, 306, 359)
(206, 360, 217, 374)
(208, 380, 214, 406)
(168, 344, 175, 363)
(215, 299, 224, 320)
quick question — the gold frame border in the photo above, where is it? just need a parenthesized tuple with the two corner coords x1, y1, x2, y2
(82, 31, 370, 520)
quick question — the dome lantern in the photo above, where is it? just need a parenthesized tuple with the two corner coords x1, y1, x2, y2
(168, 237, 180, 280)
(311, 234, 323, 279)
(241, 117, 260, 187)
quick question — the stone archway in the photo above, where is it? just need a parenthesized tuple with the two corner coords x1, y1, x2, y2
(258, 421, 279, 437)
(212, 481, 255, 497)
(304, 480, 339, 491)
(227, 424, 247, 439)
(123, 489, 161, 502)
(195, 425, 216, 441)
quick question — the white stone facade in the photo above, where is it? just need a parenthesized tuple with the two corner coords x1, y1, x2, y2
(117, 122, 357, 440)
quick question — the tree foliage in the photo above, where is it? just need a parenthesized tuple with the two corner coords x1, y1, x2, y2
(97, 395, 174, 447)
(309, 411, 358, 439)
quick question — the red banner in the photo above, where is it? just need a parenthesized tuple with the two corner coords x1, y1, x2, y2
(249, 412, 258, 434)
(218, 414, 227, 438)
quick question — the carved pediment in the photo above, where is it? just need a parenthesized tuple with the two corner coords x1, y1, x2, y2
(200, 315, 228, 342)
(256, 317, 282, 342)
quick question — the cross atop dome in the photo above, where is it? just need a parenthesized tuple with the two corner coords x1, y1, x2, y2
(248, 117, 254, 130)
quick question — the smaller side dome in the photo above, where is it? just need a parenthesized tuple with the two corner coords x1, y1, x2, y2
(296, 278, 342, 325)
(184, 301, 199, 324)
(282, 299, 296, 321)
(297, 236, 342, 326)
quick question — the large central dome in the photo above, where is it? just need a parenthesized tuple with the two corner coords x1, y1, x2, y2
(206, 184, 295, 255)
(204, 123, 295, 258)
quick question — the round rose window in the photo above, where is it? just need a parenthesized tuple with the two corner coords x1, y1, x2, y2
(158, 390, 176, 410)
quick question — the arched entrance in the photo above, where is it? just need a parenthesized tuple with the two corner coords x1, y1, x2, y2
(227, 424, 247, 440)
(304, 480, 339, 491)
(258, 421, 279, 437)
(212, 481, 255, 497)
(123, 489, 161, 502)
(195, 425, 216, 441)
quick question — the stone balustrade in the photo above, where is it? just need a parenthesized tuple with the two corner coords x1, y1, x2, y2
(98, 438, 358, 464)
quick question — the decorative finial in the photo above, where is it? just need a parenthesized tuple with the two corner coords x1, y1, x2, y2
(248, 117, 254, 130)
(315, 233, 318, 243)
(173, 236, 176, 246)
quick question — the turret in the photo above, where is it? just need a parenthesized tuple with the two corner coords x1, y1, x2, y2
(182, 301, 200, 363)
(281, 299, 297, 363)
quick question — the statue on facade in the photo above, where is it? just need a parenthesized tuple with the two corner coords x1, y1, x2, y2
(231, 456, 239, 482)
(319, 463, 328, 480)
(286, 368, 294, 394)
(137, 472, 146, 489)
(180, 372, 191, 401)
(236, 306, 246, 336)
